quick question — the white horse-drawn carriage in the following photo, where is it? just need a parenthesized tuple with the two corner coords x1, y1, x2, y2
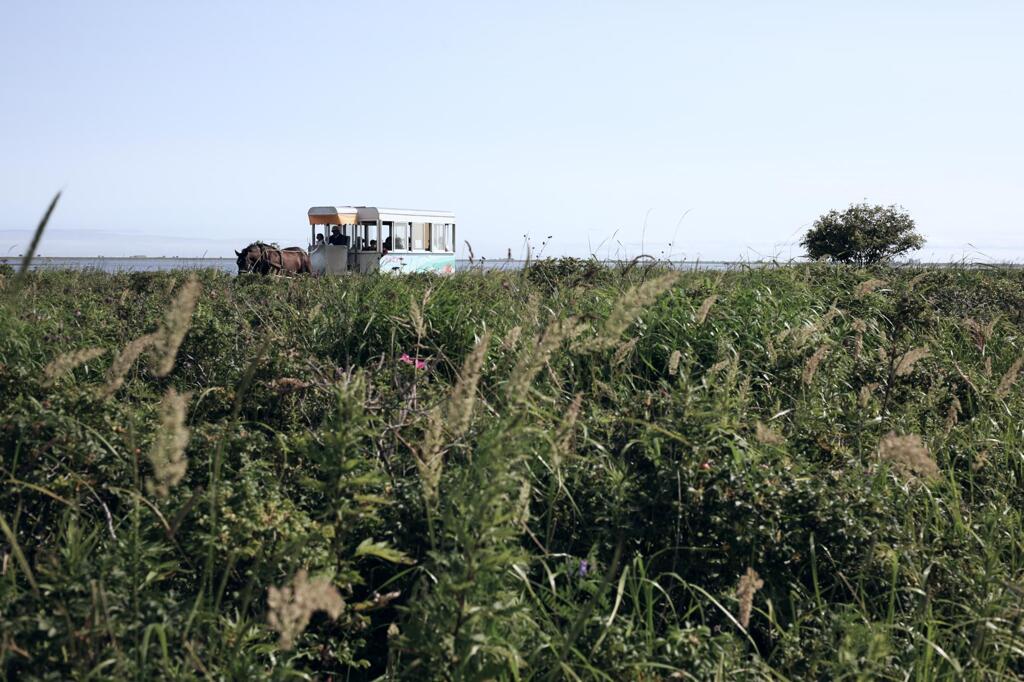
(307, 206, 457, 275)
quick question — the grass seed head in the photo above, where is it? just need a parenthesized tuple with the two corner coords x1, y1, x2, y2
(447, 331, 491, 438)
(589, 272, 680, 350)
(416, 407, 446, 505)
(855, 278, 886, 298)
(945, 396, 961, 432)
(802, 344, 830, 385)
(894, 346, 929, 377)
(996, 356, 1024, 398)
(668, 349, 682, 376)
(146, 388, 190, 498)
(755, 421, 784, 445)
(102, 332, 161, 397)
(267, 569, 344, 650)
(695, 294, 717, 325)
(509, 317, 584, 402)
(875, 432, 939, 481)
(42, 347, 107, 387)
(736, 567, 764, 629)
(154, 276, 201, 377)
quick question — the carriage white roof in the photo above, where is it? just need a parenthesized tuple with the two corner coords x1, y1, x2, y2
(307, 206, 359, 225)
(356, 207, 455, 223)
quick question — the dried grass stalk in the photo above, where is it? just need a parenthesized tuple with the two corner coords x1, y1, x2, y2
(415, 407, 445, 505)
(509, 318, 584, 402)
(894, 346, 929, 377)
(963, 317, 999, 353)
(996, 356, 1024, 398)
(42, 347, 107, 387)
(875, 432, 939, 481)
(755, 421, 784, 445)
(501, 326, 522, 350)
(589, 272, 680, 350)
(945, 396, 961, 433)
(102, 333, 160, 397)
(146, 388, 190, 498)
(695, 294, 717, 325)
(736, 567, 764, 629)
(611, 337, 638, 367)
(447, 332, 491, 438)
(802, 345, 830, 385)
(154, 276, 201, 377)
(854, 278, 886, 298)
(408, 291, 429, 339)
(267, 569, 344, 650)
(668, 349, 682, 377)
(859, 383, 879, 408)
(514, 479, 532, 528)
(553, 393, 584, 473)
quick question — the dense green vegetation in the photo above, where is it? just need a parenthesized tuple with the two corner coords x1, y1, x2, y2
(2, 262, 1024, 680)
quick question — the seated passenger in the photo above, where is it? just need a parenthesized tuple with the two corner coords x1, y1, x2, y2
(328, 226, 349, 246)
(315, 233, 325, 247)
(382, 236, 392, 254)
(369, 239, 377, 251)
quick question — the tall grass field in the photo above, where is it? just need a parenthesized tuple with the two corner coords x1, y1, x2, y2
(2, 261, 1023, 679)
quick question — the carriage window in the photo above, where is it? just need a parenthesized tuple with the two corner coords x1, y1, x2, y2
(431, 223, 446, 252)
(392, 222, 409, 250)
(411, 222, 426, 250)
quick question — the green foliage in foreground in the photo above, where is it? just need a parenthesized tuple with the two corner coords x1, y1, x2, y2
(2, 264, 1024, 680)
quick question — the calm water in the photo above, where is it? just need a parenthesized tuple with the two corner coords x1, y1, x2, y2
(2, 257, 741, 273)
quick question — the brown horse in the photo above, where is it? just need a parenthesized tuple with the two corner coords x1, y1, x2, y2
(235, 242, 311, 275)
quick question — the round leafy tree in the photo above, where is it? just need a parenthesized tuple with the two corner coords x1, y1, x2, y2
(801, 203, 924, 265)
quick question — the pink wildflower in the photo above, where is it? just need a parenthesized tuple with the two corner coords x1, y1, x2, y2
(399, 353, 427, 370)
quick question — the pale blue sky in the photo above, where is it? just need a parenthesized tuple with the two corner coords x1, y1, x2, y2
(2, 1, 1022, 260)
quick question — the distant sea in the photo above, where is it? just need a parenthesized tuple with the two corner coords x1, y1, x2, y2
(1, 256, 740, 273)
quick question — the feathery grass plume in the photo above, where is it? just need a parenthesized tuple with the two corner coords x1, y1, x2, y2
(587, 271, 680, 350)
(963, 317, 999, 353)
(447, 331, 491, 438)
(102, 332, 160, 397)
(269, 377, 312, 394)
(983, 356, 992, 378)
(514, 478, 531, 528)
(501, 325, 522, 350)
(996, 356, 1024, 398)
(971, 449, 989, 472)
(894, 346, 929, 377)
(553, 393, 583, 473)
(42, 347, 107, 387)
(146, 388, 190, 498)
(668, 349, 682, 376)
(736, 568, 764, 629)
(154, 275, 201, 377)
(695, 294, 717, 325)
(802, 344, 830, 385)
(854, 278, 886, 298)
(415, 407, 445, 505)
(755, 421, 784, 445)
(267, 569, 344, 650)
(611, 337, 638, 367)
(875, 432, 939, 481)
(945, 396, 961, 433)
(859, 383, 879, 408)
(705, 357, 732, 383)
(508, 317, 584, 402)
(408, 289, 430, 339)
(851, 319, 867, 359)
